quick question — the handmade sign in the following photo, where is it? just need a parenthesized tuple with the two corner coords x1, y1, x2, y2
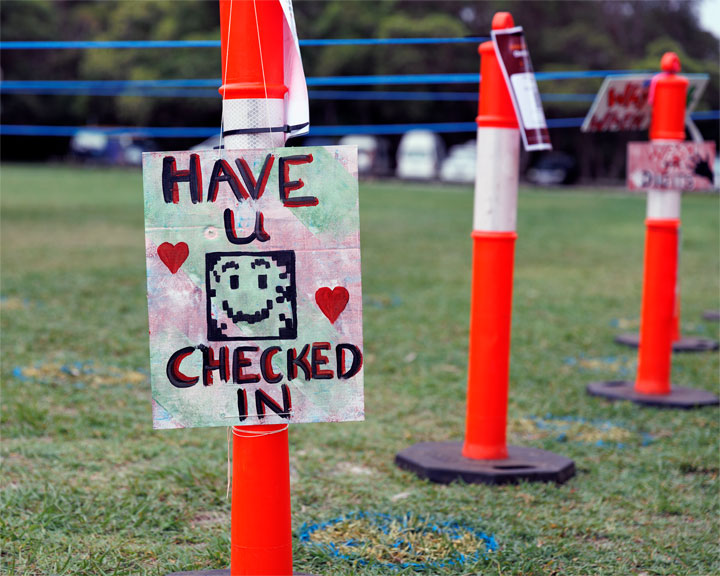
(143, 146, 363, 429)
(492, 25, 551, 151)
(581, 74, 708, 133)
(627, 141, 716, 191)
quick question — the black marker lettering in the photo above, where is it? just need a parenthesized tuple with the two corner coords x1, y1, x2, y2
(279, 154, 318, 207)
(162, 154, 202, 204)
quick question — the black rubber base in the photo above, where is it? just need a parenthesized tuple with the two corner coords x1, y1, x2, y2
(703, 310, 720, 322)
(395, 442, 575, 485)
(167, 571, 315, 575)
(614, 332, 718, 352)
(587, 380, 719, 409)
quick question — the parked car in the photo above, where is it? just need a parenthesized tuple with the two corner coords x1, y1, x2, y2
(338, 135, 391, 178)
(396, 130, 445, 180)
(440, 141, 476, 184)
(70, 128, 156, 166)
(525, 152, 579, 186)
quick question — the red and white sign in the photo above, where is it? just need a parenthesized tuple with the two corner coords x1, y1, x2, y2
(582, 74, 708, 133)
(627, 141, 716, 191)
(492, 26, 552, 151)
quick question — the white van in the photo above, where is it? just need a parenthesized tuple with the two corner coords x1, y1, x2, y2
(338, 135, 391, 178)
(396, 130, 445, 180)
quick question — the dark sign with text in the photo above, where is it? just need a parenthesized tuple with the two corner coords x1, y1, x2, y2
(492, 26, 552, 151)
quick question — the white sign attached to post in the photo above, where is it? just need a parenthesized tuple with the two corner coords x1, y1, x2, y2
(627, 141, 716, 191)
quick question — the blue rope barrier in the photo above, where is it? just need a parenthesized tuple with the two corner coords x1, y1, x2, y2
(0, 37, 489, 50)
(5, 70, 695, 94)
(312, 90, 478, 101)
(2, 112, 715, 138)
(310, 91, 595, 103)
(690, 110, 720, 120)
(0, 40, 220, 50)
(0, 125, 218, 137)
(0, 79, 220, 90)
(313, 122, 477, 135)
(0, 87, 222, 98)
(0, 83, 597, 103)
(541, 93, 596, 103)
(303, 37, 489, 46)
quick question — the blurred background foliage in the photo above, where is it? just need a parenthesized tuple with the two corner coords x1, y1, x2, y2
(1, 0, 718, 167)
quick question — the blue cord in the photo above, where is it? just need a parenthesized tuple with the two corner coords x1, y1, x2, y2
(2, 112, 717, 138)
(0, 37, 489, 50)
(4, 70, 706, 93)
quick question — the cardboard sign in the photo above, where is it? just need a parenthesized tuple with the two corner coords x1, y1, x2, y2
(143, 146, 364, 429)
(627, 141, 716, 191)
(581, 74, 708, 133)
(492, 26, 552, 151)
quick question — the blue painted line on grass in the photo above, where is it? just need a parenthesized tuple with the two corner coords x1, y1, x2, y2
(532, 413, 653, 448)
(12, 367, 27, 381)
(299, 511, 497, 571)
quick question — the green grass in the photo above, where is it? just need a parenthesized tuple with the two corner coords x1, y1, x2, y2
(1, 163, 718, 576)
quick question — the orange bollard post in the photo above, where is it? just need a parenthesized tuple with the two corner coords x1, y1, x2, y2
(462, 231, 516, 460)
(395, 12, 575, 485)
(613, 52, 718, 353)
(167, 2, 313, 575)
(634, 220, 678, 395)
(232, 425, 293, 575)
(461, 15, 519, 460)
(221, 2, 298, 574)
(588, 53, 719, 408)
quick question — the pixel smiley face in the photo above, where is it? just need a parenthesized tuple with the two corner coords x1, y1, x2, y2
(206, 251, 297, 341)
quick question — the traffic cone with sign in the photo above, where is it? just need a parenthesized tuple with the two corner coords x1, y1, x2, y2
(614, 53, 718, 354)
(396, 12, 575, 485)
(589, 53, 719, 409)
(167, 1, 316, 574)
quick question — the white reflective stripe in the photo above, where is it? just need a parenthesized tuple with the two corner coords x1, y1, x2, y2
(647, 189, 681, 220)
(473, 127, 520, 232)
(222, 98, 286, 149)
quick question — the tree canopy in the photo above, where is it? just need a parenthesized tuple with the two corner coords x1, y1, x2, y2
(1, 0, 717, 165)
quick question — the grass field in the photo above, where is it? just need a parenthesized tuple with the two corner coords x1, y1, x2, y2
(1, 163, 718, 576)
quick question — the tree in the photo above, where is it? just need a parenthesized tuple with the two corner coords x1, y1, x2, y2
(1, 0, 717, 170)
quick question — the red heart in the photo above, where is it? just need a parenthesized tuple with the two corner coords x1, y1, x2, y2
(315, 287, 349, 324)
(157, 242, 189, 274)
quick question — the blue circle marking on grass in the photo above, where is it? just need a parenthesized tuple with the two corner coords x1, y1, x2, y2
(299, 511, 497, 571)
(527, 414, 653, 448)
